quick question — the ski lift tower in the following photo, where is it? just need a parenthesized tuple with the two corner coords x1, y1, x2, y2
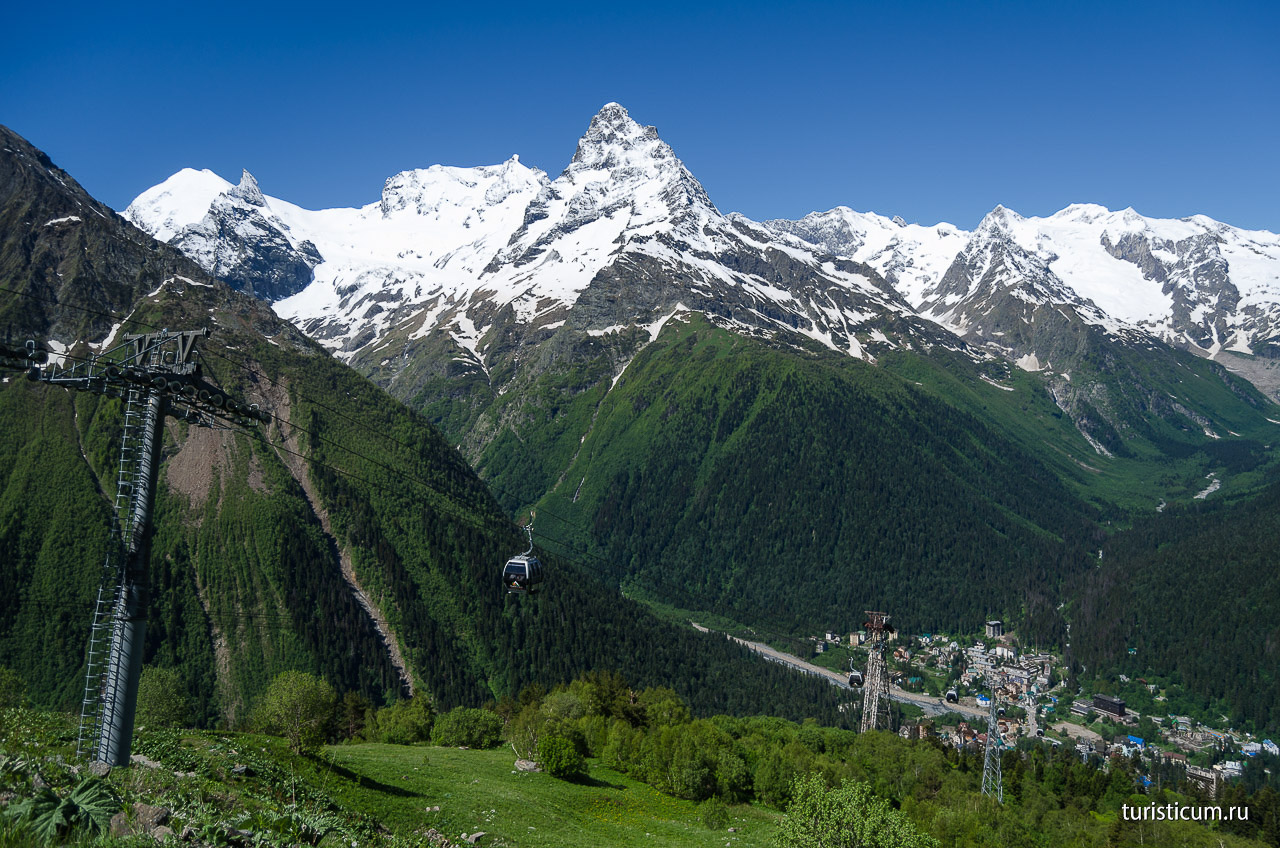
(859, 610, 895, 733)
(21, 327, 267, 767)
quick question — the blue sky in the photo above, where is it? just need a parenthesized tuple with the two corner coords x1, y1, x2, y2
(4, 0, 1277, 230)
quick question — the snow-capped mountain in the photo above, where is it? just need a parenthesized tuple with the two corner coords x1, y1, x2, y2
(127, 101, 1280, 378)
(127, 104, 942, 379)
(128, 168, 322, 301)
(764, 203, 1280, 366)
(765, 207, 965, 309)
(125, 101, 1280, 464)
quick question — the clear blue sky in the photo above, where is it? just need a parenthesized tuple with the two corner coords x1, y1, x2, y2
(4, 0, 1277, 230)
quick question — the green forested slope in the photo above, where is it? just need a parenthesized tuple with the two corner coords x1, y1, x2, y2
(1074, 481, 1280, 732)
(0, 282, 854, 728)
(439, 311, 1280, 729)
(487, 315, 1099, 636)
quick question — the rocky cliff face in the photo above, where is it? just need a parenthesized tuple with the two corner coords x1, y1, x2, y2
(1101, 228, 1244, 351)
(1, 125, 163, 342)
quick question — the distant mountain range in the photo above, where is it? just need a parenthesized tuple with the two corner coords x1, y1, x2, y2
(126, 102, 1280, 379)
(124, 103, 1280, 466)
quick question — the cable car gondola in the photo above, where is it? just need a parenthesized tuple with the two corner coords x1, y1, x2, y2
(503, 516, 544, 595)
(848, 658, 864, 687)
(945, 689, 958, 703)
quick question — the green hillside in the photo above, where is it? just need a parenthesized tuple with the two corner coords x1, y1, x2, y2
(876, 331, 1280, 514)
(0, 126, 856, 729)
(406, 311, 1280, 729)
(1, 285, 859, 728)
(453, 315, 1094, 637)
(4, 698, 1276, 848)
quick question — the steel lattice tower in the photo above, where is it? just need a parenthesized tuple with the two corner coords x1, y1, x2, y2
(982, 687, 1004, 802)
(859, 611, 895, 733)
(17, 326, 266, 767)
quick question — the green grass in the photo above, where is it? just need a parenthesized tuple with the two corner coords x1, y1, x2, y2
(321, 743, 778, 848)
(3, 717, 780, 848)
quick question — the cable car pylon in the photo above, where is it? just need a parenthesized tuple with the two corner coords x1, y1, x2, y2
(18, 326, 267, 768)
(982, 678, 1005, 802)
(859, 610, 894, 733)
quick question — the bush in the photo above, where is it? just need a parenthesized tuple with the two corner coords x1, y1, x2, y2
(0, 668, 25, 710)
(136, 666, 189, 729)
(253, 671, 337, 754)
(699, 796, 729, 830)
(505, 703, 545, 759)
(373, 696, 434, 745)
(431, 707, 502, 749)
(338, 691, 373, 740)
(776, 773, 938, 848)
(537, 734, 586, 780)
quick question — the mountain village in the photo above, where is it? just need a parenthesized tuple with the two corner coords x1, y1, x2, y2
(795, 620, 1278, 799)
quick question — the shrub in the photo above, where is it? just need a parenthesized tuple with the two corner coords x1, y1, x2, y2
(0, 668, 25, 710)
(431, 707, 502, 749)
(776, 773, 938, 848)
(253, 671, 337, 754)
(338, 691, 373, 740)
(699, 796, 729, 830)
(373, 696, 434, 745)
(136, 666, 189, 729)
(537, 734, 586, 780)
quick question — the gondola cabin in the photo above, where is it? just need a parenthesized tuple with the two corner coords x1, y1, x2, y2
(848, 669, 864, 687)
(945, 689, 958, 703)
(503, 554, 544, 594)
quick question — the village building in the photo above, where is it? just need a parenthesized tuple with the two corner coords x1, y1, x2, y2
(1092, 694, 1126, 721)
(1186, 764, 1222, 799)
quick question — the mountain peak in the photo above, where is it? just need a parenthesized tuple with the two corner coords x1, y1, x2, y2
(975, 204, 1022, 236)
(227, 169, 266, 207)
(570, 102, 666, 170)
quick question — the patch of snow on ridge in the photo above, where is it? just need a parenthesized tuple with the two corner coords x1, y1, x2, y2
(1194, 475, 1221, 499)
(1015, 353, 1044, 372)
(980, 375, 1015, 391)
(647, 305, 688, 342)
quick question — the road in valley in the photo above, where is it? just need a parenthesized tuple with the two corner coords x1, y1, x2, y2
(692, 623, 987, 720)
